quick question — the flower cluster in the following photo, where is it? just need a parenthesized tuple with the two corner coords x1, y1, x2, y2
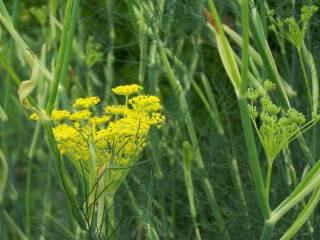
(269, 5, 318, 49)
(50, 84, 165, 193)
(248, 80, 320, 163)
(112, 84, 143, 96)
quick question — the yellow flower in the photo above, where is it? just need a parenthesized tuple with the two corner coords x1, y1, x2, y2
(112, 84, 143, 96)
(51, 110, 70, 121)
(30, 113, 40, 121)
(129, 95, 161, 112)
(89, 115, 110, 125)
(49, 83, 165, 193)
(73, 96, 100, 108)
(148, 112, 166, 127)
(70, 110, 92, 121)
(104, 105, 129, 115)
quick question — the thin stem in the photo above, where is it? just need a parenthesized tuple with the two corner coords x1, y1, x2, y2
(96, 179, 106, 233)
(297, 48, 312, 110)
(280, 187, 320, 240)
(239, 0, 271, 219)
(183, 141, 202, 240)
(271, 173, 320, 223)
(46, 0, 79, 114)
(266, 160, 273, 208)
(106, 194, 116, 240)
(25, 122, 41, 237)
(138, 3, 148, 85)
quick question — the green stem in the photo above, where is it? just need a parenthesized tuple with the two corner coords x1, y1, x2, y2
(297, 48, 312, 110)
(96, 179, 106, 233)
(106, 194, 116, 240)
(272, 173, 320, 223)
(138, 3, 148, 85)
(260, 220, 275, 240)
(46, 0, 79, 114)
(266, 161, 273, 207)
(105, 0, 115, 99)
(25, 122, 41, 237)
(280, 187, 320, 240)
(183, 141, 202, 240)
(239, 0, 271, 220)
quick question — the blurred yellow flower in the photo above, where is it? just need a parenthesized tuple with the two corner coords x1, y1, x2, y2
(30, 113, 40, 121)
(129, 95, 161, 112)
(51, 110, 70, 121)
(112, 84, 143, 96)
(70, 110, 92, 121)
(73, 96, 100, 108)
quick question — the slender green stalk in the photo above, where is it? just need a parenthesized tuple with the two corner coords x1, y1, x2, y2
(266, 161, 273, 207)
(106, 194, 116, 240)
(260, 221, 275, 240)
(138, 3, 148, 85)
(46, 0, 79, 114)
(272, 173, 320, 223)
(104, 0, 115, 100)
(183, 141, 202, 240)
(275, 160, 320, 212)
(25, 122, 41, 237)
(200, 74, 224, 135)
(280, 187, 320, 240)
(301, 43, 319, 113)
(297, 49, 312, 109)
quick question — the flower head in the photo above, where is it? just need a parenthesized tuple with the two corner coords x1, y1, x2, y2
(51, 110, 70, 121)
(104, 105, 129, 115)
(70, 109, 92, 121)
(112, 84, 143, 96)
(129, 95, 161, 112)
(73, 96, 100, 109)
(49, 83, 165, 194)
(248, 80, 319, 162)
(30, 113, 40, 121)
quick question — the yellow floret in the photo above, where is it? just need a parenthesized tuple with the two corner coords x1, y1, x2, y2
(30, 113, 40, 121)
(51, 110, 70, 121)
(104, 105, 129, 115)
(112, 84, 143, 96)
(148, 112, 166, 127)
(89, 115, 110, 125)
(129, 95, 162, 112)
(70, 110, 92, 121)
(73, 96, 100, 108)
